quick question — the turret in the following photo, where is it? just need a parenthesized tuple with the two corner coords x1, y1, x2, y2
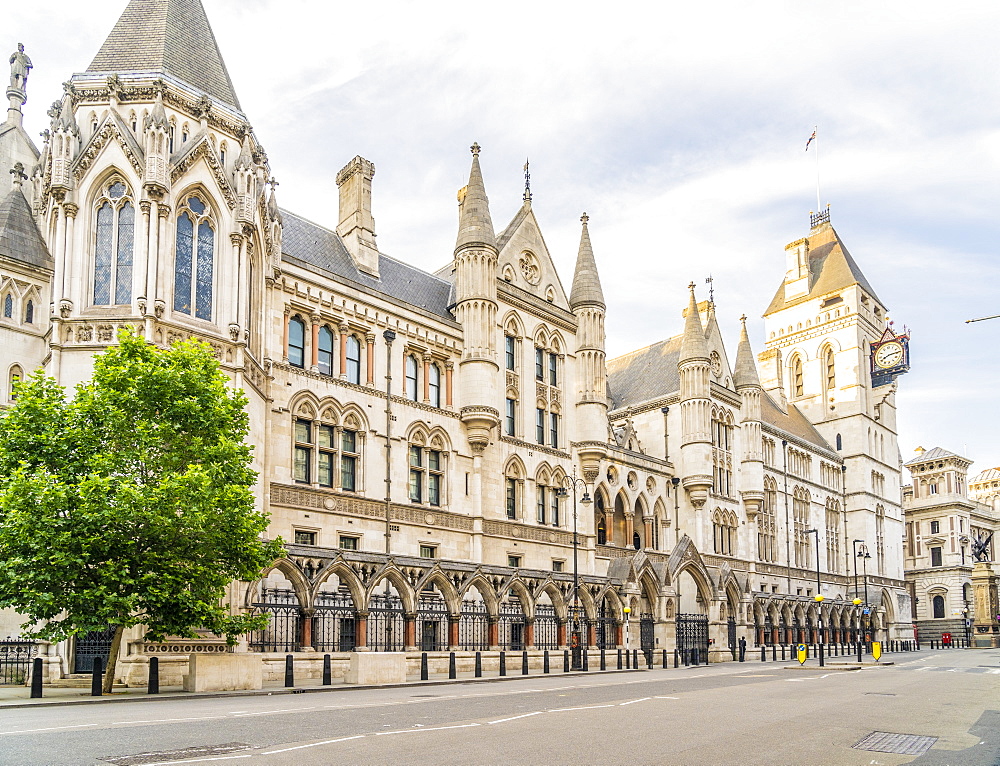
(336, 156, 379, 277)
(734, 315, 764, 519)
(234, 133, 256, 226)
(678, 283, 712, 508)
(142, 91, 169, 194)
(50, 87, 78, 194)
(454, 143, 500, 451)
(569, 212, 608, 482)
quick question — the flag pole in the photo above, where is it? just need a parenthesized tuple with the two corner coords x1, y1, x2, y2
(813, 125, 821, 212)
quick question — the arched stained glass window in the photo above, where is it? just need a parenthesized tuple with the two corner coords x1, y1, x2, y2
(173, 195, 214, 321)
(92, 180, 135, 306)
(346, 335, 362, 384)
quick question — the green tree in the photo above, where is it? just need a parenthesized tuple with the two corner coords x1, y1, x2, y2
(0, 331, 284, 692)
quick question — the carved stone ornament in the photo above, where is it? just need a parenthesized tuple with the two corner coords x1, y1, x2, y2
(154, 300, 165, 319)
(58, 299, 72, 319)
(518, 251, 541, 285)
(136, 297, 147, 315)
(228, 323, 240, 342)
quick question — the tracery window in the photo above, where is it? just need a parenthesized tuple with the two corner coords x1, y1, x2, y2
(295, 418, 360, 490)
(288, 316, 306, 369)
(93, 180, 135, 306)
(318, 326, 334, 375)
(408, 441, 443, 506)
(875, 504, 886, 574)
(173, 195, 214, 320)
(712, 408, 734, 497)
(537, 483, 548, 524)
(713, 509, 737, 556)
(792, 487, 811, 567)
(758, 476, 777, 562)
(293, 419, 312, 484)
(825, 498, 842, 573)
(506, 477, 517, 519)
(535, 347, 544, 380)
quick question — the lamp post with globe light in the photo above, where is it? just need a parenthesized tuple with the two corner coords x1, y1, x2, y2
(852, 539, 865, 662)
(805, 529, 825, 667)
(555, 469, 591, 670)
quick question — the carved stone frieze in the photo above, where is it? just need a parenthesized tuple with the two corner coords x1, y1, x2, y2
(73, 119, 144, 180)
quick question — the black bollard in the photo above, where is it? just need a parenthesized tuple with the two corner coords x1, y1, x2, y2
(761, 646, 766, 662)
(633, 649, 639, 669)
(475, 651, 482, 678)
(647, 650, 653, 670)
(91, 657, 103, 697)
(30, 657, 43, 698)
(662, 649, 668, 669)
(772, 644, 777, 662)
(780, 645, 786, 661)
(617, 649, 623, 670)
(322, 654, 332, 686)
(148, 656, 159, 695)
(601, 649, 607, 671)
(692, 648, 699, 666)
(500, 651, 506, 677)
(625, 649, 630, 669)
(682, 649, 689, 667)
(420, 652, 429, 681)
(563, 649, 570, 673)
(284, 654, 295, 687)
(674, 649, 679, 668)
(583, 649, 589, 671)
(543, 650, 550, 674)
(521, 651, 528, 676)
(449, 652, 457, 680)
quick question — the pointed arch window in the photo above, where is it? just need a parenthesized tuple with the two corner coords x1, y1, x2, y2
(2, 294, 11, 318)
(791, 355, 804, 398)
(173, 195, 215, 321)
(8, 364, 23, 402)
(346, 335, 362, 384)
(405, 354, 419, 401)
(428, 363, 441, 408)
(24, 300, 33, 324)
(824, 347, 836, 393)
(317, 326, 335, 375)
(287, 316, 306, 368)
(92, 180, 135, 306)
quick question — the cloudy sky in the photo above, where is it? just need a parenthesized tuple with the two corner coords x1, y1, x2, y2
(8, 0, 1000, 475)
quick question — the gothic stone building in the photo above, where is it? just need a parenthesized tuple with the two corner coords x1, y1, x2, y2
(0, 0, 912, 681)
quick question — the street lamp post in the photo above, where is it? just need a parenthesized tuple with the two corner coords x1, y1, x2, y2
(805, 529, 824, 667)
(556, 469, 591, 670)
(852, 539, 864, 662)
(858, 546, 871, 653)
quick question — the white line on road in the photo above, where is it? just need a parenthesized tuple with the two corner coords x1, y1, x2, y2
(262, 736, 365, 754)
(486, 711, 545, 725)
(618, 698, 651, 706)
(548, 704, 617, 712)
(375, 723, 481, 736)
(140, 756, 253, 766)
(654, 696, 679, 699)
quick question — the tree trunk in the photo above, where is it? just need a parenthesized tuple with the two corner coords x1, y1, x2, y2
(102, 625, 125, 694)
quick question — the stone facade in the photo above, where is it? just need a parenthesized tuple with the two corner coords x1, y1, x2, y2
(0, 0, 913, 681)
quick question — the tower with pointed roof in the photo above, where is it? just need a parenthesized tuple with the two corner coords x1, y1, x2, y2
(734, 315, 764, 520)
(569, 213, 607, 482)
(678, 283, 713, 509)
(761, 210, 903, 582)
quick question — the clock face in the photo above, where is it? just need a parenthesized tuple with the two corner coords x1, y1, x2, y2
(874, 341, 904, 369)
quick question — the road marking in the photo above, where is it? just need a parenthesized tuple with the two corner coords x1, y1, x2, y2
(548, 704, 617, 712)
(375, 723, 481, 736)
(785, 679, 805, 682)
(618, 698, 651, 706)
(231, 707, 315, 716)
(990, 670, 1000, 674)
(487, 712, 545, 725)
(140, 756, 253, 766)
(655, 696, 680, 699)
(262, 736, 365, 754)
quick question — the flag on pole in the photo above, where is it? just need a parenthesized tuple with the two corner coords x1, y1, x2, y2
(805, 129, 817, 151)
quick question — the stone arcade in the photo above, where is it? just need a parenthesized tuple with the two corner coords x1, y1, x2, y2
(0, 0, 912, 685)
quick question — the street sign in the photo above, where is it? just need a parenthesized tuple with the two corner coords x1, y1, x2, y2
(796, 643, 807, 665)
(872, 641, 882, 661)
(862, 607, 871, 616)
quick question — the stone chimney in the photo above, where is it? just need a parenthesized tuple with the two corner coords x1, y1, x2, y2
(336, 155, 379, 277)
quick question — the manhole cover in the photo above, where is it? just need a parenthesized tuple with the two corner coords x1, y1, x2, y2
(103, 743, 253, 765)
(853, 732, 937, 755)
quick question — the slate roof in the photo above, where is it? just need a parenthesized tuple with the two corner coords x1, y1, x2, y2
(971, 467, 1000, 485)
(0, 187, 52, 270)
(86, 0, 241, 110)
(280, 210, 455, 321)
(607, 336, 682, 409)
(760, 394, 834, 453)
(764, 223, 882, 316)
(903, 446, 968, 467)
(569, 216, 604, 309)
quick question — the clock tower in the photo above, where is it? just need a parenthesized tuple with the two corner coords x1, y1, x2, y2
(757, 209, 906, 584)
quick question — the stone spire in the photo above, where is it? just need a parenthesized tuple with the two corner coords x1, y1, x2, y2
(679, 282, 709, 363)
(733, 315, 762, 390)
(86, 0, 241, 110)
(455, 142, 495, 253)
(569, 213, 605, 309)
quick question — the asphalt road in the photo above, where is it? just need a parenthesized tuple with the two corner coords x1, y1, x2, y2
(3, 649, 998, 766)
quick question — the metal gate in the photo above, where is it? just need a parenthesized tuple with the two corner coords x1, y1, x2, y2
(459, 600, 489, 650)
(676, 613, 709, 663)
(313, 590, 357, 652)
(728, 618, 738, 660)
(369, 592, 405, 651)
(74, 625, 117, 673)
(417, 595, 449, 651)
(0, 639, 37, 684)
(498, 599, 525, 651)
(639, 613, 655, 662)
(535, 604, 559, 649)
(248, 588, 301, 653)
(595, 607, 617, 649)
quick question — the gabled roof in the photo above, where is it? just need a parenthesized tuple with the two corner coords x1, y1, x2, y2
(86, 0, 241, 110)
(760, 393, 834, 453)
(280, 210, 455, 321)
(764, 222, 882, 316)
(607, 335, 682, 409)
(0, 187, 52, 270)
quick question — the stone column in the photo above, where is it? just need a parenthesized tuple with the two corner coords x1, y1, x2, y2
(229, 233, 243, 335)
(488, 619, 499, 650)
(63, 203, 77, 308)
(299, 609, 314, 651)
(339, 324, 349, 379)
(625, 514, 635, 548)
(448, 618, 460, 650)
(281, 306, 290, 363)
(604, 509, 614, 545)
(972, 561, 1000, 648)
(557, 621, 567, 649)
(643, 517, 653, 549)
(404, 614, 417, 651)
(445, 360, 454, 408)
(366, 332, 376, 385)
(422, 355, 431, 403)
(310, 314, 320, 371)
(524, 621, 535, 649)
(355, 613, 368, 650)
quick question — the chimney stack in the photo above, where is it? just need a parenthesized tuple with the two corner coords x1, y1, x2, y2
(336, 155, 379, 277)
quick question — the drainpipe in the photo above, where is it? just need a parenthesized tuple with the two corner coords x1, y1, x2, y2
(782, 440, 791, 595)
(383, 329, 396, 554)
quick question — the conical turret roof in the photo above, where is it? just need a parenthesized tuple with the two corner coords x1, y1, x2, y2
(86, 0, 241, 110)
(569, 213, 605, 309)
(455, 143, 495, 252)
(679, 283, 709, 362)
(733, 315, 762, 389)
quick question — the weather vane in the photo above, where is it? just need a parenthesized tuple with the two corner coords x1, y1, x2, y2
(523, 158, 531, 203)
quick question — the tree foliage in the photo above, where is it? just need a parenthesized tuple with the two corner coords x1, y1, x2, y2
(0, 332, 284, 656)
